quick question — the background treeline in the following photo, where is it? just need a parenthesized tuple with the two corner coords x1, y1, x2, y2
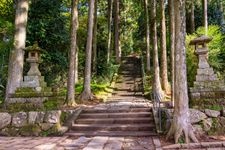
(0, 0, 225, 102)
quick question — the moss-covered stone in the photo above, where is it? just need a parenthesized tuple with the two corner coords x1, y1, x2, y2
(6, 103, 43, 113)
(19, 124, 41, 136)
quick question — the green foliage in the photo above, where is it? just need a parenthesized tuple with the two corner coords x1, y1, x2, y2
(27, 0, 70, 86)
(186, 25, 225, 86)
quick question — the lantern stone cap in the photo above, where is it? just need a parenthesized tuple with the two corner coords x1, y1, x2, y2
(189, 35, 213, 45)
(25, 42, 43, 52)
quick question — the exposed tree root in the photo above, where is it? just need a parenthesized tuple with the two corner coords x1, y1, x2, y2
(166, 116, 199, 143)
(79, 90, 95, 101)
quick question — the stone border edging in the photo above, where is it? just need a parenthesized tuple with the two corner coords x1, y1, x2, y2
(161, 141, 225, 149)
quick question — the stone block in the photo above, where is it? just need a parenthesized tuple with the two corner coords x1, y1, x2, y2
(36, 112, 45, 123)
(197, 68, 214, 75)
(0, 113, 11, 129)
(28, 111, 38, 124)
(205, 109, 220, 117)
(12, 112, 28, 127)
(190, 92, 201, 99)
(196, 74, 217, 82)
(189, 109, 207, 123)
(193, 124, 205, 135)
(40, 123, 54, 131)
(44, 111, 61, 124)
(203, 118, 213, 131)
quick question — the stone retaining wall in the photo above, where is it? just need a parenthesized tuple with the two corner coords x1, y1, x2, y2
(0, 109, 77, 136)
(160, 108, 225, 135)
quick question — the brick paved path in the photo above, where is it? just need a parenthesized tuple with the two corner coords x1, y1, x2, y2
(0, 136, 159, 150)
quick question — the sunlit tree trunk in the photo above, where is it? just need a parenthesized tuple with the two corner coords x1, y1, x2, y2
(75, 47, 78, 84)
(80, 0, 95, 101)
(190, 1, 195, 33)
(150, 0, 163, 100)
(92, 0, 98, 72)
(144, 0, 150, 72)
(67, 0, 79, 106)
(160, 0, 169, 94)
(166, 0, 198, 143)
(114, 0, 121, 63)
(5, 0, 29, 102)
(203, 0, 208, 34)
(107, 0, 113, 64)
(168, 0, 175, 106)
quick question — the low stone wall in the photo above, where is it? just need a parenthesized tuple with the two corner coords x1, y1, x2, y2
(0, 109, 77, 136)
(160, 108, 225, 136)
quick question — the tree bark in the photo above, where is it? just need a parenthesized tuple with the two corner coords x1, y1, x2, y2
(150, 0, 164, 100)
(114, 0, 121, 63)
(67, 0, 79, 106)
(5, 0, 29, 102)
(190, 1, 195, 33)
(80, 0, 95, 101)
(144, 0, 151, 72)
(92, 0, 98, 73)
(107, 0, 113, 64)
(168, 0, 175, 106)
(160, 0, 169, 94)
(166, 0, 198, 143)
(203, 0, 208, 34)
(75, 47, 78, 84)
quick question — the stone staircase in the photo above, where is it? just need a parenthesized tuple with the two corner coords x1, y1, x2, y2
(65, 105, 157, 137)
(66, 57, 157, 137)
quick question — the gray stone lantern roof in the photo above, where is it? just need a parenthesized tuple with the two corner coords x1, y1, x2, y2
(25, 42, 43, 52)
(189, 35, 213, 45)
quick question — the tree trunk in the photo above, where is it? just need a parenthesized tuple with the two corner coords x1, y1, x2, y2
(75, 47, 78, 84)
(190, 1, 195, 33)
(107, 0, 113, 64)
(160, 0, 169, 94)
(168, 0, 175, 106)
(203, 0, 208, 34)
(166, 0, 198, 143)
(114, 0, 121, 64)
(5, 0, 29, 102)
(92, 0, 98, 73)
(144, 0, 151, 72)
(80, 0, 95, 101)
(67, 0, 79, 106)
(150, 0, 164, 100)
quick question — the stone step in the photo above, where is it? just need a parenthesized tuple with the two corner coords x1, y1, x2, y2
(82, 108, 151, 113)
(65, 131, 157, 137)
(79, 112, 152, 119)
(71, 124, 155, 131)
(75, 118, 153, 124)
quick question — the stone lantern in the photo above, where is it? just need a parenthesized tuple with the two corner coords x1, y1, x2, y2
(189, 35, 225, 100)
(21, 42, 46, 91)
(26, 43, 42, 76)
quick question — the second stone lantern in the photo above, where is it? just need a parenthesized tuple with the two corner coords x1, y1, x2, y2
(20, 42, 47, 91)
(189, 35, 225, 100)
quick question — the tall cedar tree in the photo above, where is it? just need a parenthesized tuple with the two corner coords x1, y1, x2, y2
(67, 0, 79, 106)
(107, 0, 114, 63)
(92, 0, 98, 72)
(150, 0, 164, 101)
(166, 0, 198, 143)
(144, 0, 151, 72)
(79, 0, 95, 101)
(203, 0, 208, 34)
(5, 0, 29, 102)
(114, 0, 121, 63)
(160, 0, 169, 94)
(168, 0, 175, 106)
